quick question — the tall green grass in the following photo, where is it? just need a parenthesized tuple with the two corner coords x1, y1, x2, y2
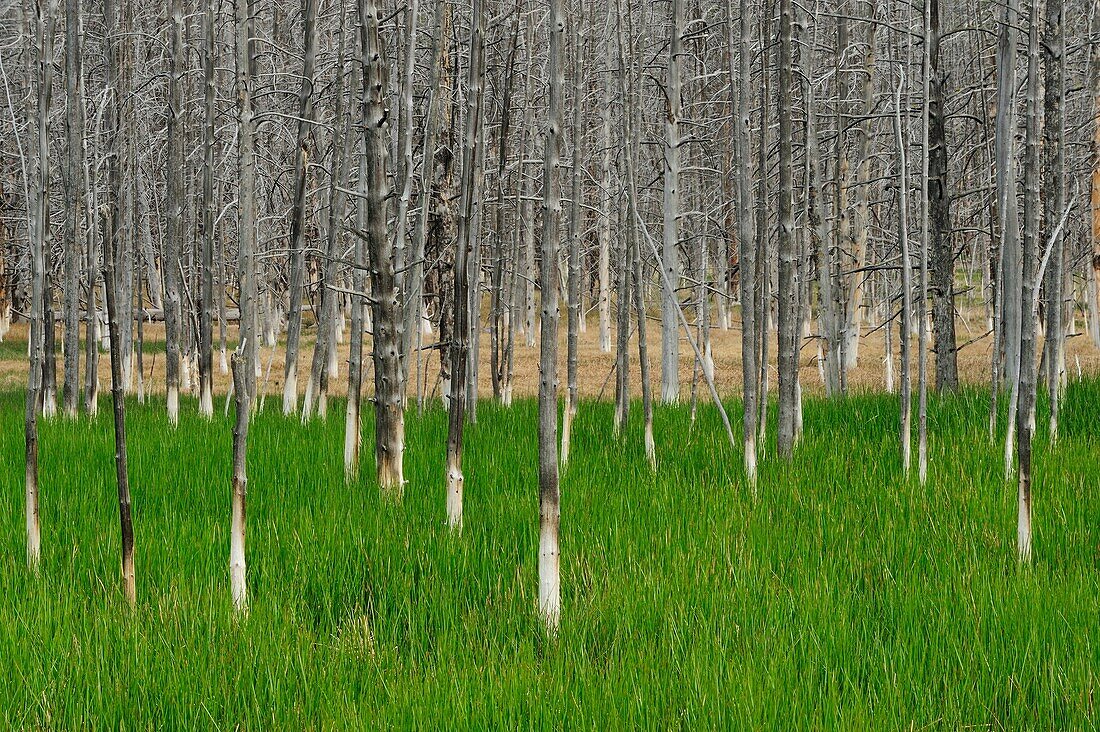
(1, 382, 1099, 728)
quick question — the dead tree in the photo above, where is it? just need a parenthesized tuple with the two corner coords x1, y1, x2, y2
(539, 0, 565, 632)
(281, 0, 319, 416)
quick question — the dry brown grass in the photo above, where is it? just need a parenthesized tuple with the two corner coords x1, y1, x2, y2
(3, 306, 1099, 401)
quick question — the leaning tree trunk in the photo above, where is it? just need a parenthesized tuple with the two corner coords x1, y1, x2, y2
(281, 0, 319, 416)
(538, 0, 565, 632)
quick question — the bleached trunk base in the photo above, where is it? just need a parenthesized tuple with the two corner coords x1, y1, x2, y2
(167, 386, 179, 427)
(301, 374, 317, 422)
(560, 406, 574, 467)
(181, 356, 192, 391)
(744, 432, 757, 491)
(1017, 479, 1032, 564)
(327, 338, 339, 380)
(199, 381, 214, 418)
(538, 510, 560, 633)
(446, 460, 463, 532)
(283, 364, 298, 415)
(344, 405, 360, 481)
(230, 489, 247, 613)
(644, 420, 656, 471)
(42, 388, 57, 419)
(26, 467, 40, 570)
(121, 544, 136, 606)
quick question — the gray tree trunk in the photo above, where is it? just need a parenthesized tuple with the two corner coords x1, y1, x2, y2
(61, 0, 83, 417)
(281, 0, 319, 415)
(660, 0, 683, 404)
(776, 0, 797, 458)
(164, 0, 185, 425)
(539, 0, 565, 632)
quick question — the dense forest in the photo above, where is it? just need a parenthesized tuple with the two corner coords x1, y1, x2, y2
(2, 0, 1099, 685)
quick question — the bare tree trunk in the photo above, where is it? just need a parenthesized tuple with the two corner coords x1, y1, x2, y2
(24, 0, 55, 568)
(802, 4, 838, 398)
(304, 7, 349, 422)
(892, 28, 913, 475)
(104, 0, 135, 606)
(1042, 0, 1064, 439)
(754, 3, 771, 447)
(917, 0, 931, 482)
(1017, 0, 1041, 565)
(359, 0, 405, 494)
(198, 0, 218, 418)
(927, 0, 957, 394)
(61, 0, 83, 417)
(490, 12, 520, 405)
(230, 0, 257, 614)
(597, 25, 613, 355)
(776, 0, 797, 457)
(832, 6, 851, 392)
(521, 11, 538, 349)
(660, 0, 684, 404)
(561, 5, 584, 466)
(281, 0, 319, 415)
(164, 0, 185, 425)
(734, 0, 757, 480)
(1091, 1, 1100, 349)
(843, 7, 877, 373)
(539, 0, 565, 632)
(446, 0, 485, 527)
(997, 0, 1022, 480)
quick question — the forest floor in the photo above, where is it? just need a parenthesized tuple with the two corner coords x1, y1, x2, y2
(3, 304, 1100, 400)
(1, 380, 1099, 726)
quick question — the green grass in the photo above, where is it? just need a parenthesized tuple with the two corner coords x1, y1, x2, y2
(1, 382, 1099, 728)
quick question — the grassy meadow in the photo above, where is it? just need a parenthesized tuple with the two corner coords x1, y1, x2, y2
(2, 382, 1100, 728)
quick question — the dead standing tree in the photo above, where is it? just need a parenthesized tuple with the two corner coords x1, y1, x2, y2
(539, 0, 565, 632)
(360, 0, 406, 495)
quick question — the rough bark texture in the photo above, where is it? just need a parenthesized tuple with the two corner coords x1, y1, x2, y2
(198, 0, 217, 417)
(61, 0, 83, 417)
(231, 0, 257, 613)
(1017, 0, 1041, 564)
(164, 0, 184, 425)
(660, 0, 683, 404)
(104, 0, 136, 606)
(446, 0, 484, 526)
(776, 0, 797, 457)
(539, 0, 565, 632)
(1041, 0, 1064, 437)
(928, 0, 958, 393)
